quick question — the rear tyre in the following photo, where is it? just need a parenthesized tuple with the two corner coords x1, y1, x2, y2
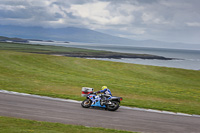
(107, 101, 119, 111)
(81, 99, 92, 108)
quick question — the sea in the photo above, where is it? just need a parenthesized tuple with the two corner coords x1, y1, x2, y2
(29, 41, 200, 70)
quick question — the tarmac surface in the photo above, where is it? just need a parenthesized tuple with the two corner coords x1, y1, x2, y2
(0, 92, 200, 133)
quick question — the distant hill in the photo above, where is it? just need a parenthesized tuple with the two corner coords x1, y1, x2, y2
(0, 25, 199, 50)
(0, 25, 135, 44)
(0, 36, 28, 43)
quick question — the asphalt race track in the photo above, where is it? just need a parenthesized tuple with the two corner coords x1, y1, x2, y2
(0, 92, 200, 133)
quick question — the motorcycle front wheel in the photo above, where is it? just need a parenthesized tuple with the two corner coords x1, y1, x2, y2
(81, 99, 92, 108)
(107, 101, 119, 111)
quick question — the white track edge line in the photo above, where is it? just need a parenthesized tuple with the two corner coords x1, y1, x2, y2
(0, 90, 200, 118)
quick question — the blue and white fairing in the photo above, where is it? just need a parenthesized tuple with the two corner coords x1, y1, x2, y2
(87, 94, 106, 108)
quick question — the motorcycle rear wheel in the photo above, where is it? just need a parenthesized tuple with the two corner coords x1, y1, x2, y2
(107, 101, 119, 111)
(81, 99, 92, 108)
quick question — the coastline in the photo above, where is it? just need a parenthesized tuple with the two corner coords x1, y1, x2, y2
(37, 52, 176, 60)
(1, 41, 176, 60)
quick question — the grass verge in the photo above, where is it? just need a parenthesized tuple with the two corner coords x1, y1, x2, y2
(0, 42, 172, 59)
(0, 42, 200, 115)
(0, 116, 135, 133)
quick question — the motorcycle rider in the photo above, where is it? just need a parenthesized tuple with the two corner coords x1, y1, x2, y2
(97, 86, 112, 96)
(91, 86, 112, 105)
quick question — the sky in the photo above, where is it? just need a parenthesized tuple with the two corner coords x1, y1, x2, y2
(0, 0, 200, 44)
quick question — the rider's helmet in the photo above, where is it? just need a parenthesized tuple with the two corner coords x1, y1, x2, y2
(101, 86, 108, 90)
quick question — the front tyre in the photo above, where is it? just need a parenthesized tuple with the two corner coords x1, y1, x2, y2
(81, 99, 92, 108)
(107, 101, 119, 111)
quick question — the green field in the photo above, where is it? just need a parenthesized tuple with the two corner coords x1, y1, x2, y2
(0, 116, 134, 133)
(0, 42, 200, 114)
(0, 41, 103, 53)
(0, 41, 166, 59)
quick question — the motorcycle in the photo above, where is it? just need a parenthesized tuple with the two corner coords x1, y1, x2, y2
(81, 91, 123, 111)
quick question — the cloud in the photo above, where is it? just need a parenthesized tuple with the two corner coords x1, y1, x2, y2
(186, 22, 200, 27)
(69, 1, 112, 25)
(0, 0, 200, 43)
(141, 11, 171, 25)
(68, 1, 136, 26)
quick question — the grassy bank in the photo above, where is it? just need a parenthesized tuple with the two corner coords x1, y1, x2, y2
(0, 116, 134, 133)
(0, 42, 200, 114)
(0, 42, 172, 59)
(0, 42, 102, 53)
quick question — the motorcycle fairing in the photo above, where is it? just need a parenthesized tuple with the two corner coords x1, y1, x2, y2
(88, 95, 106, 108)
(91, 100, 106, 108)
